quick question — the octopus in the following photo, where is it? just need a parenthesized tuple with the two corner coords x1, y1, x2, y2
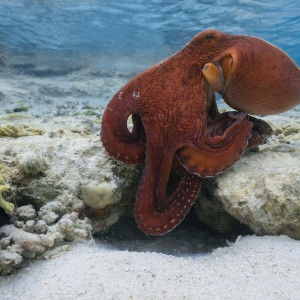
(101, 30, 300, 235)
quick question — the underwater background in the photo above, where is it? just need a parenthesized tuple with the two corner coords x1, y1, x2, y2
(0, 2, 300, 292)
(0, 0, 299, 115)
(0, 0, 299, 74)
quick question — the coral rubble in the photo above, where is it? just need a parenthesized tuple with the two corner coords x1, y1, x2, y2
(0, 115, 299, 275)
(0, 117, 140, 274)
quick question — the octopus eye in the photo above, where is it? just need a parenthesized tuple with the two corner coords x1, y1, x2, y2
(204, 34, 216, 40)
(201, 31, 221, 46)
(193, 30, 222, 47)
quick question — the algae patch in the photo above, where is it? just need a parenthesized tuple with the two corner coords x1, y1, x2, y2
(0, 114, 32, 120)
(0, 125, 45, 137)
(274, 120, 300, 139)
(0, 173, 14, 215)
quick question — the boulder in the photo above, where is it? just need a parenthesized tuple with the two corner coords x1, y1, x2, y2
(195, 120, 300, 240)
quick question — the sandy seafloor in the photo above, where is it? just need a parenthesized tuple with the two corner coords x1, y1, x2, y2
(0, 62, 300, 300)
(0, 235, 299, 300)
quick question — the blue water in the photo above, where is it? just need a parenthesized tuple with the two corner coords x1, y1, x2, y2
(0, 0, 300, 72)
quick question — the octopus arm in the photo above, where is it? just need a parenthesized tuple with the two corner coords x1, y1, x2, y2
(176, 112, 252, 177)
(246, 116, 274, 148)
(134, 142, 203, 235)
(100, 92, 146, 164)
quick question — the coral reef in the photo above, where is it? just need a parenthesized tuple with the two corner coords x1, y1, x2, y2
(0, 212, 91, 275)
(0, 117, 141, 274)
(0, 115, 299, 275)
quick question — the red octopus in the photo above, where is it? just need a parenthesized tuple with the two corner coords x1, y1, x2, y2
(101, 30, 300, 235)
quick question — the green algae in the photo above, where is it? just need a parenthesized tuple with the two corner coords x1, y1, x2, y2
(0, 114, 32, 120)
(0, 169, 14, 215)
(0, 125, 45, 138)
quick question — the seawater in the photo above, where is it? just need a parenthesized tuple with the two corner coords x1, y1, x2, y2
(0, 0, 300, 72)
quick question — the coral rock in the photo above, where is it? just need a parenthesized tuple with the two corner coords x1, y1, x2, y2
(17, 152, 47, 175)
(34, 220, 48, 234)
(14, 205, 36, 221)
(212, 150, 300, 240)
(194, 190, 241, 233)
(81, 181, 118, 209)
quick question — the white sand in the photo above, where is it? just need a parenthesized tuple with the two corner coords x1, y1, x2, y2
(0, 235, 299, 300)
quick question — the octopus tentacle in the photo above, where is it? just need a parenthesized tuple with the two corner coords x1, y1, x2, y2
(100, 92, 146, 165)
(176, 112, 252, 177)
(134, 143, 203, 235)
(246, 116, 274, 149)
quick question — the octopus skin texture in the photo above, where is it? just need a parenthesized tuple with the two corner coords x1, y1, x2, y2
(101, 29, 300, 235)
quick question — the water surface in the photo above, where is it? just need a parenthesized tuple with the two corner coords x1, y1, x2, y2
(0, 0, 299, 72)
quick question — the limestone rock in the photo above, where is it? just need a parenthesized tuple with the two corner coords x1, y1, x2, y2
(14, 205, 36, 222)
(0, 117, 141, 274)
(213, 150, 300, 239)
(194, 120, 300, 239)
(194, 190, 241, 233)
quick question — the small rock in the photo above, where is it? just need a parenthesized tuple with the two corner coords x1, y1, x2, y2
(57, 217, 75, 241)
(90, 207, 124, 234)
(81, 181, 118, 209)
(14, 221, 25, 229)
(40, 211, 59, 225)
(0, 250, 23, 275)
(69, 212, 79, 222)
(38, 201, 63, 225)
(15, 205, 36, 221)
(34, 220, 48, 234)
(17, 152, 47, 175)
(0, 237, 11, 250)
(40, 233, 57, 248)
(24, 220, 35, 233)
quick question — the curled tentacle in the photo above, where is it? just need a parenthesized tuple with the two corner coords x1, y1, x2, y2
(134, 144, 203, 235)
(100, 92, 146, 165)
(176, 112, 252, 177)
(246, 116, 274, 148)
